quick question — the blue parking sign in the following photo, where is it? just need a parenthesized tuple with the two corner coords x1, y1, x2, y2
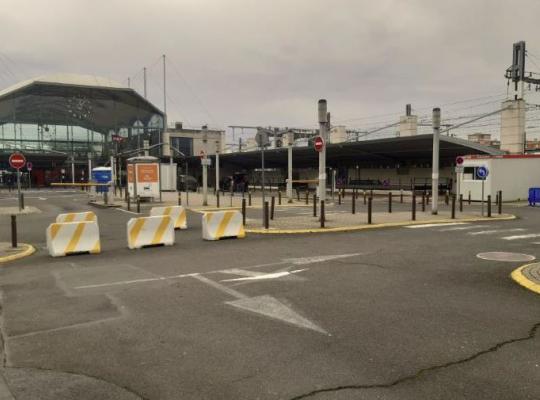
(476, 166, 489, 180)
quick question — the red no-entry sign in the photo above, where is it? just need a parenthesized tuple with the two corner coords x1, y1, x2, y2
(9, 153, 26, 170)
(314, 136, 324, 152)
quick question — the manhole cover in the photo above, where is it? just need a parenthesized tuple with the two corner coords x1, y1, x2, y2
(477, 252, 536, 262)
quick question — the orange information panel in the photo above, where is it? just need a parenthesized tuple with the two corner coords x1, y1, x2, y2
(137, 164, 158, 183)
(127, 164, 134, 183)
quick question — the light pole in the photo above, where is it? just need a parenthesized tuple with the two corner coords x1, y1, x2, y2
(215, 140, 220, 193)
(318, 99, 328, 202)
(431, 107, 441, 215)
(287, 131, 294, 203)
(202, 125, 208, 206)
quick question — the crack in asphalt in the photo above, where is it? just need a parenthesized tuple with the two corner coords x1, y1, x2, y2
(289, 322, 540, 400)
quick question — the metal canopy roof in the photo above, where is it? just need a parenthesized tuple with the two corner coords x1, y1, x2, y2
(0, 74, 164, 134)
(201, 135, 505, 170)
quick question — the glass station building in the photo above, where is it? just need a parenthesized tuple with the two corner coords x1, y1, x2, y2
(0, 74, 164, 187)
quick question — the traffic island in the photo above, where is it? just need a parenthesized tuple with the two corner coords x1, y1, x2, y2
(0, 242, 35, 264)
(511, 263, 540, 295)
(245, 211, 515, 234)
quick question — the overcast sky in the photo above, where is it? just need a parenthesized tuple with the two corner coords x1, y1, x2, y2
(2, 0, 540, 137)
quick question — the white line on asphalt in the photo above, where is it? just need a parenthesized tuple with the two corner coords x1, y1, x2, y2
(221, 269, 307, 282)
(192, 274, 247, 299)
(405, 223, 468, 229)
(116, 208, 139, 215)
(438, 225, 489, 232)
(468, 228, 526, 236)
(501, 233, 540, 241)
(74, 273, 199, 289)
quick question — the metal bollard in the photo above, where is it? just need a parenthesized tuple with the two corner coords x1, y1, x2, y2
(498, 190, 502, 214)
(242, 198, 246, 226)
(459, 194, 463, 212)
(400, 190, 403, 203)
(338, 193, 342, 205)
(136, 196, 141, 214)
(217, 191, 220, 208)
(388, 192, 392, 213)
(248, 192, 252, 206)
(278, 191, 282, 205)
(127, 195, 131, 211)
(363, 190, 367, 205)
(352, 192, 356, 214)
(487, 195, 492, 217)
(320, 200, 325, 228)
(412, 194, 416, 221)
(11, 215, 17, 248)
(421, 192, 426, 212)
(305, 190, 309, 205)
(451, 195, 456, 219)
(264, 201, 269, 229)
(230, 190, 233, 207)
(20, 193, 24, 210)
(367, 197, 372, 224)
(313, 194, 317, 217)
(468, 191, 471, 205)
(271, 196, 275, 220)
(445, 191, 449, 205)
(178, 194, 182, 206)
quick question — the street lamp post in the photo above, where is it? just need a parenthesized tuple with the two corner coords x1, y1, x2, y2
(287, 131, 294, 203)
(432, 107, 441, 215)
(202, 125, 208, 206)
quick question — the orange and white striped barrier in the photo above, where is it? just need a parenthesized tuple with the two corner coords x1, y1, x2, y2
(149, 205, 187, 230)
(46, 221, 101, 257)
(202, 211, 245, 241)
(56, 211, 97, 223)
(127, 215, 175, 249)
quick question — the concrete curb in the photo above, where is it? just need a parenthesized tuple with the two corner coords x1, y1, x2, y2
(511, 263, 540, 295)
(245, 214, 516, 234)
(0, 243, 35, 264)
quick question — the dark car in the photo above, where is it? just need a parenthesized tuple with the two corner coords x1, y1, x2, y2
(177, 175, 198, 192)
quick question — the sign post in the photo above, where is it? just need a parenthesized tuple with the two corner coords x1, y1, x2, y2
(255, 129, 270, 226)
(455, 156, 464, 200)
(26, 162, 33, 190)
(9, 152, 26, 211)
(476, 166, 489, 216)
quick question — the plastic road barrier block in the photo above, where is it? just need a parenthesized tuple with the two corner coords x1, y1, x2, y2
(202, 210, 246, 241)
(46, 221, 101, 257)
(149, 206, 187, 230)
(56, 211, 97, 223)
(127, 215, 175, 249)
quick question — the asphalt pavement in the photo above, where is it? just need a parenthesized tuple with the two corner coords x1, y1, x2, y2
(0, 190, 538, 400)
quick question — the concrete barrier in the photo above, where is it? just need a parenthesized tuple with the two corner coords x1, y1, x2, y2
(150, 205, 187, 230)
(46, 221, 101, 257)
(127, 215, 175, 249)
(56, 211, 97, 223)
(202, 210, 246, 240)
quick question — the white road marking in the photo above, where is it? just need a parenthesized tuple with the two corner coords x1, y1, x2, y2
(226, 295, 328, 335)
(468, 228, 526, 236)
(476, 252, 536, 262)
(438, 225, 488, 232)
(502, 233, 540, 241)
(405, 223, 468, 229)
(116, 208, 140, 215)
(221, 269, 307, 282)
(74, 273, 199, 290)
(191, 274, 247, 299)
(284, 253, 361, 265)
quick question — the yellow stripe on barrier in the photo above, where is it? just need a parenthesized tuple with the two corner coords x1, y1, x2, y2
(152, 217, 171, 245)
(178, 212, 186, 228)
(216, 212, 234, 239)
(65, 214, 75, 223)
(85, 213, 94, 221)
(50, 224, 61, 240)
(65, 223, 86, 254)
(164, 207, 172, 216)
(91, 240, 101, 254)
(129, 218, 146, 247)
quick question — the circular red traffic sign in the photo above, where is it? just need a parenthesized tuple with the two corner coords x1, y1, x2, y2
(9, 153, 26, 170)
(456, 156, 464, 165)
(314, 136, 324, 152)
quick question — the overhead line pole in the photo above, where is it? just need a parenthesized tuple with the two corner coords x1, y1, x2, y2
(431, 108, 441, 215)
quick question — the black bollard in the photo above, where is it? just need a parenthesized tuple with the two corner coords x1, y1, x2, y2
(242, 198, 246, 226)
(487, 195, 492, 217)
(445, 191, 449, 205)
(459, 194, 463, 212)
(421, 192, 426, 212)
(320, 200, 325, 228)
(278, 191, 282, 205)
(367, 197, 372, 224)
(127, 195, 131, 211)
(338, 193, 342, 205)
(11, 215, 17, 248)
(498, 190, 502, 214)
(352, 192, 356, 214)
(451, 195, 456, 219)
(248, 192, 252, 206)
(363, 190, 367, 205)
(136, 196, 141, 214)
(296, 189, 300, 201)
(468, 191, 471, 205)
(178, 194, 182, 206)
(264, 201, 269, 229)
(217, 191, 220, 208)
(388, 192, 392, 213)
(20, 193, 24, 210)
(313, 194, 317, 217)
(305, 190, 309, 205)
(412, 194, 416, 221)
(271, 196, 275, 220)
(400, 190, 403, 203)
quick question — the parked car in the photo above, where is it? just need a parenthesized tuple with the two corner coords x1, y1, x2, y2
(177, 175, 198, 192)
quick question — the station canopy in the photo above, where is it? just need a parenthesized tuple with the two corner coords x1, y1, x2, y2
(206, 135, 505, 169)
(0, 73, 164, 134)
